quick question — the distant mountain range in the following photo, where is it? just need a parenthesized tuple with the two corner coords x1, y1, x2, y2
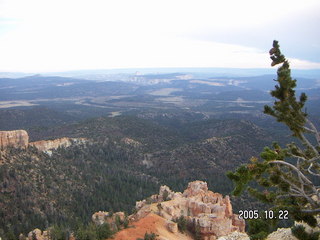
(0, 73, 319, 122)
(1, 67, 320, 79)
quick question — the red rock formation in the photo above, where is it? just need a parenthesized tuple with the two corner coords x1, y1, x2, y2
(0, 130, 29, 149)
(133, 181, 245, 239)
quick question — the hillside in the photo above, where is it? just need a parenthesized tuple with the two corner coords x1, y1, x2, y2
(0, 114, 274, 237)
(0, 108, 78, 130)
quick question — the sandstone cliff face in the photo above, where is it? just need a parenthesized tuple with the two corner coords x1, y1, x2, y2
(0, 130, 29, 149)
(0, 130, 86, 154)
(29, 138, 87, 153)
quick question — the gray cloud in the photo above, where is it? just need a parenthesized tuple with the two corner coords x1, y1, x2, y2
(186, 8, 320, 62)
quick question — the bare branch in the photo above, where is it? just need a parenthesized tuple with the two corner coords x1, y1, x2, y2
(290, 187, 302, 195)
(306, 118, 320, 145)
(276, 163, 319, 208)
(276, 194, 292, 199)
(300, 133, 319, 157)
(278, 193, 314, 198)
(307, 156, 320, 164)
(291, 153, 307, 161)
(308, 163, 320, 177)
(270, 160, 313, 185)
(301, 208, 320, 214)
(291, 153, 319, 166)
(303, 126, 316, 134)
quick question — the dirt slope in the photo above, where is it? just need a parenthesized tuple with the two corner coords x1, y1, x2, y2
(111, 213, 193, 240)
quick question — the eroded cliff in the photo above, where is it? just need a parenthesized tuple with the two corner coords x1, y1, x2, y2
(29, 137, 87, 153)
(0, 130, 86, 155)
(0, 130, 29, 149)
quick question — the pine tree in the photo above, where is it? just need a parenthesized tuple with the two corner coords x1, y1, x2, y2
(227, 40, 320, 239)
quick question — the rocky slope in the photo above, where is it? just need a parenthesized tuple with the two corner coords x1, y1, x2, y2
(114, 213, 194, 240)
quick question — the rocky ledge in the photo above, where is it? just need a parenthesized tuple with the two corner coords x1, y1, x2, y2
(29, 137, 87, 154)
(0, 129, 86, 154)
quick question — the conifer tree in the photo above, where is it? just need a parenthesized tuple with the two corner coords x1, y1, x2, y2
(227, 40, 320, 239)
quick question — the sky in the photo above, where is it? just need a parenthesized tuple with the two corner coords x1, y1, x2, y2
(0, 0, 320, 72)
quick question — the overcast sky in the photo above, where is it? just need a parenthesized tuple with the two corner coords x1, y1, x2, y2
(0, 0, 319, 72)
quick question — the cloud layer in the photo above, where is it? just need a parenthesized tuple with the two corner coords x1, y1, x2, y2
(0, 0, 319, 72)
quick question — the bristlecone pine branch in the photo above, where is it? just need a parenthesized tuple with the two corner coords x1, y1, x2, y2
(227, 41, 320, 236)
